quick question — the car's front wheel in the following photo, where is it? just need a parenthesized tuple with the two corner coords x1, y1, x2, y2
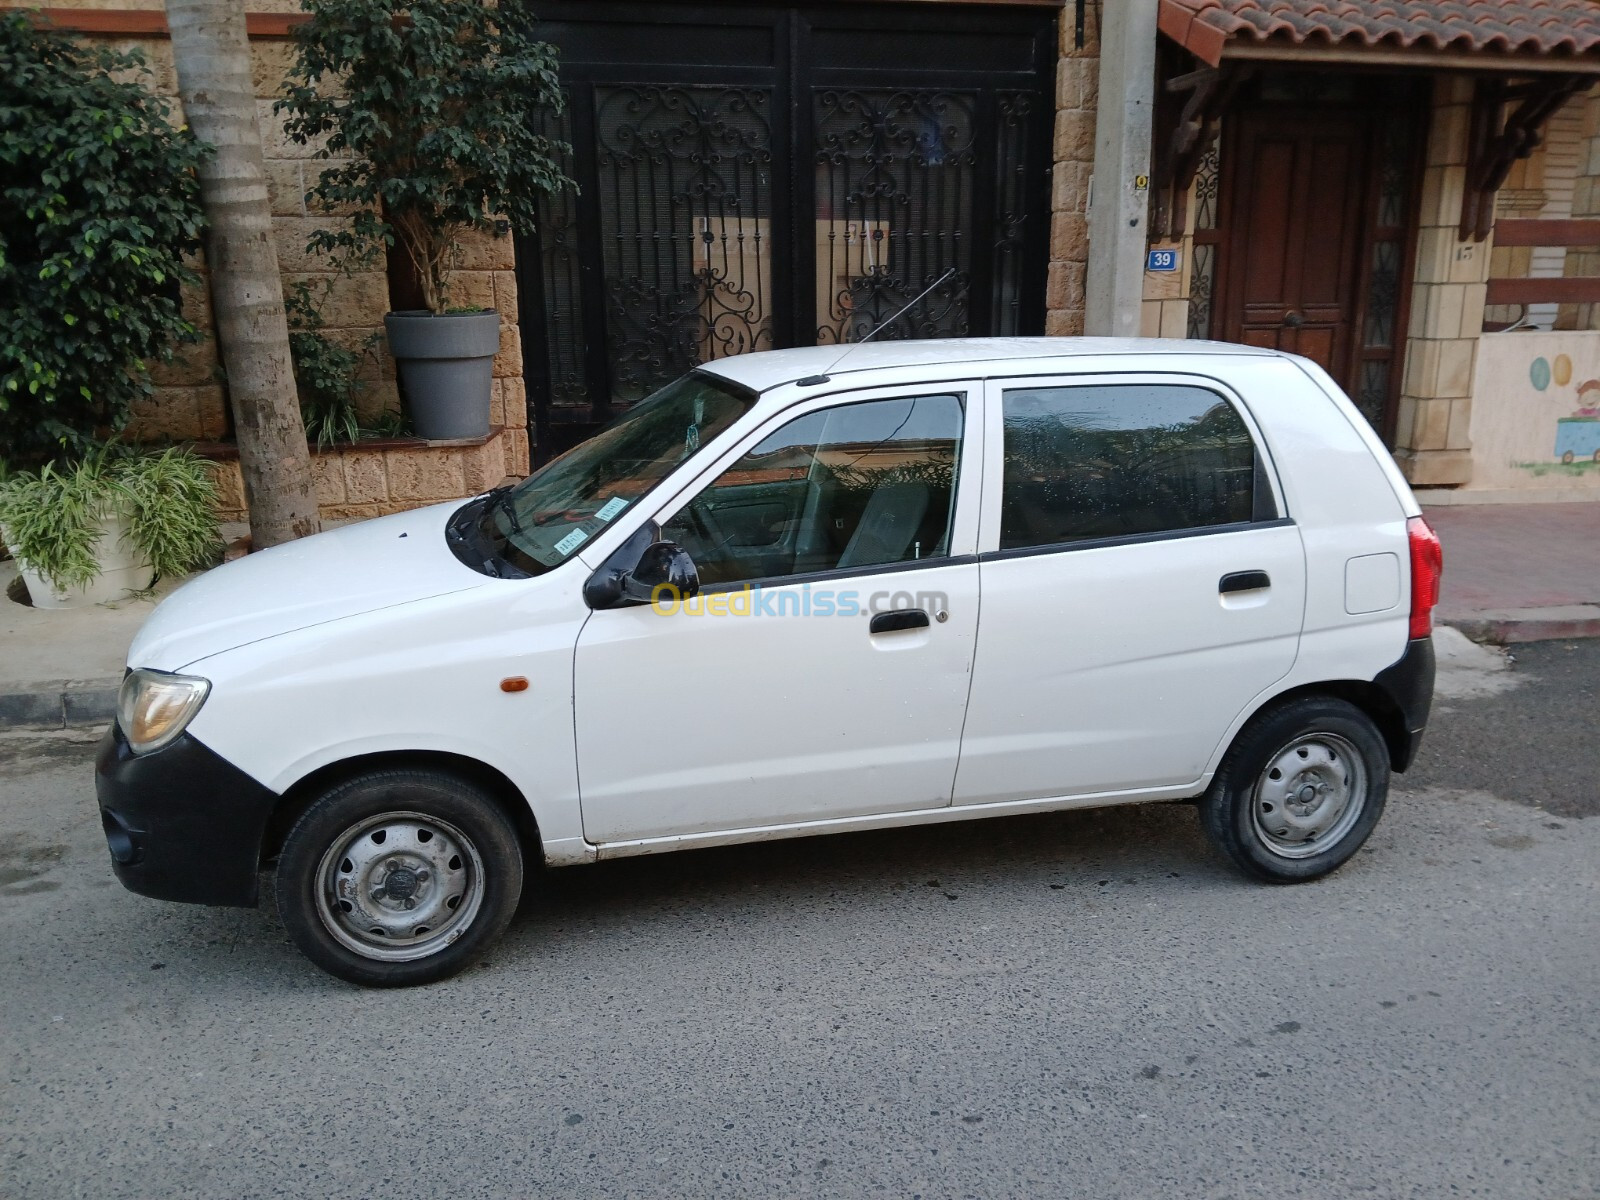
(275, 768, 524, 986)
(1200, 697, 1390, 883)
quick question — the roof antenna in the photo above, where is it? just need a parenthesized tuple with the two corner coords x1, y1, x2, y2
(796, 267, 958, 387)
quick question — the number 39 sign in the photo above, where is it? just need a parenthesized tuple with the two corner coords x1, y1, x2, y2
(1146, 248, 1180, 273)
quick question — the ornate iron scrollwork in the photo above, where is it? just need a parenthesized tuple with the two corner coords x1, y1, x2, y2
(813, 89, 977, 344)
(595, 85, 775, 401)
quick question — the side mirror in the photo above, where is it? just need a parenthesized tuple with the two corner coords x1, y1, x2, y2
(583, 523, 701, 610)
(622, 540, 700, 605)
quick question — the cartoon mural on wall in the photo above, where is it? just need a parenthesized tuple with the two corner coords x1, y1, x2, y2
(1468, 332, 1600, 491)
(1554, 377, 1600, 464)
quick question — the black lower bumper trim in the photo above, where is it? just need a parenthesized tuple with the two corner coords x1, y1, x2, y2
(1374, 635, 1436, 772)
(95, 726, 281, 907)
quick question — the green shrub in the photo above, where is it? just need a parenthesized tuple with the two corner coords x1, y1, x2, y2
(0, 12, 209, 467)
(286, 281, 364, 448)
(0, 445, 221, 592)
(277, 0, 572, 315)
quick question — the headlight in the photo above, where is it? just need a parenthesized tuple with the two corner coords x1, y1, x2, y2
(117, 669, 210, 755)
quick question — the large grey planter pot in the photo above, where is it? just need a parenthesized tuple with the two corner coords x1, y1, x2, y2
(384, 309, 501, 440)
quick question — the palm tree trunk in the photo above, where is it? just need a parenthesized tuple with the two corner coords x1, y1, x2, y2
(166, 0, 320, 546)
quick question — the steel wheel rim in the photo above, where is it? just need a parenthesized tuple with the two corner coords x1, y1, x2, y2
(1250, 732, 1368, 860)
(313, 810, 486, 962)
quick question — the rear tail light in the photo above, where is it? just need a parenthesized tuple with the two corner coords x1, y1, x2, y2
(1407, 515, 1443, 640)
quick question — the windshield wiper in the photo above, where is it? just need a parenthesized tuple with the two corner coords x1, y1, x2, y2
(482, 484, 525, 536)
(446, 491, 528, 579)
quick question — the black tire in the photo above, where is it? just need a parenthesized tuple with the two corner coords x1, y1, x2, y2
(1200, 696, 1389, 884)
(275, 768, 524, 987)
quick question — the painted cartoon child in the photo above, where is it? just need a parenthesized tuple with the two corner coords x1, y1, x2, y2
(1576, 379, 1600, 418)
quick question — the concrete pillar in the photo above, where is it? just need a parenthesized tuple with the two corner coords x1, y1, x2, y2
(1085, 0, 1158, 338)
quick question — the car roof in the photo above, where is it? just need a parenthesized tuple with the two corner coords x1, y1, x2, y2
(696, 336, 1279, 392)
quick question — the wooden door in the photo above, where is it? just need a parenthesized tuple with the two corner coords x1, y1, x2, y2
(1220, 111, 1370, 383)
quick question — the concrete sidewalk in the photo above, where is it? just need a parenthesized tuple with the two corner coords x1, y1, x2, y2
(0, 559, 183, 730)
(1426, 502, 1600, 643)
(1, 501, 1595, 729)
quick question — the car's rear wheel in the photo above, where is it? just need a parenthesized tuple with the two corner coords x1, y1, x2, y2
(275, 769, 523, 986)
(1200, 697, 1389, 883)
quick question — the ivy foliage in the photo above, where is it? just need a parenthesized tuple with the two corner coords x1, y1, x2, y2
(0, 13, 208, 468)
(277, 0, 573, 315)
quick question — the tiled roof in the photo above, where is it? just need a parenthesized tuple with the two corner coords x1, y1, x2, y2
(1160, 0, 1600, 67)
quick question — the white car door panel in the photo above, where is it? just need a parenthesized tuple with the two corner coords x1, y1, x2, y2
(574, 383, 984, 845)
(956, 525, 1305, 803)
(955, 373, 1306, 805)
(574, 559, 980, 842)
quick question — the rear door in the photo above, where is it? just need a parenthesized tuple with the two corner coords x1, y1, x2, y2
(954, 373, 1306, 806)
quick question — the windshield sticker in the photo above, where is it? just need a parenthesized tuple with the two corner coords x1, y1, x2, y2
(685, 424, 701, 454)
(553, 528, 589, 557)
(595, 496, 629, 522)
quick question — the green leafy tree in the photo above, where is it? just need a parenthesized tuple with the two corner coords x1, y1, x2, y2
(277, 0, 573, 316)
(0, 12, 208, 467)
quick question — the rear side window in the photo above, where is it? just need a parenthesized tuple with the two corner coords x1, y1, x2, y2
(999, 383, 1274, 551)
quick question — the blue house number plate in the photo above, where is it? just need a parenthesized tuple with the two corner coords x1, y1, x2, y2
(1147, 248, 1180, 272)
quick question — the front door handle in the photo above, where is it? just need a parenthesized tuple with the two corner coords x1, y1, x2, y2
(1220, 570, 1271, 594)
(1283, 311, 1305, 328)
(870, 609, 930, 634)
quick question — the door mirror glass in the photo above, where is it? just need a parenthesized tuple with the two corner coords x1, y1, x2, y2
(622, 541, 700, 605)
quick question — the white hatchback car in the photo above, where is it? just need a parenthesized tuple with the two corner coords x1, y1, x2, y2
(98, 338, 1441, 986)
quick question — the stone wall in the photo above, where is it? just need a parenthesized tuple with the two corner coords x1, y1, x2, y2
(1391, 75, 1493, 488)
(1046, 6, 1097, 337)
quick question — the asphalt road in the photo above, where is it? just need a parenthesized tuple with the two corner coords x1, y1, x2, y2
(2, 640, 1597, 1199)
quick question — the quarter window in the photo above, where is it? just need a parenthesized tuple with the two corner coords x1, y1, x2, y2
(665, 394, 964, 586)
(999, 383, 1272, 550)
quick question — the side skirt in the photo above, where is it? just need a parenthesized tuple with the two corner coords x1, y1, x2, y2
(587, 781, 1209, 862)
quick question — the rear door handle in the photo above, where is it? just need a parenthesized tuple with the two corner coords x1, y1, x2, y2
(869, 609, 930, 634)
(1220, 570, 1271, 594)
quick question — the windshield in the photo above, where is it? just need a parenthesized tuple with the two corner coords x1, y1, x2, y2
(472, 372, 754, 577)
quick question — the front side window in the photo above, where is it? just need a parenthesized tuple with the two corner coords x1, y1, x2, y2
(665, 393, 964, 587)
(461, 372, 753, 576)
(1000, 383, 1270, 551)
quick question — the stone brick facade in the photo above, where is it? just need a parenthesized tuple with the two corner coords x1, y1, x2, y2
(206, 431, 513, 523)
(1046, 4, 1097, 338)
(1391, 75, 1492, 488)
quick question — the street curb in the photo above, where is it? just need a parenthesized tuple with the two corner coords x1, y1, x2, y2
(0, 681, 119, 732)
(1445, 606, 1600, 645)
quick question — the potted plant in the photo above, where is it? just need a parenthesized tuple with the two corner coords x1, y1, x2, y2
(278, 0, 573, 441)
(0, 447, 220, 609)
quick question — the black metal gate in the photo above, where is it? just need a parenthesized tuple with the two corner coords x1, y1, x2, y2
(517, 2, 1059, 459)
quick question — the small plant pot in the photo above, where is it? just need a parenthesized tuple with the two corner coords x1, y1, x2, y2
(384, 309, 501, 440)
(4, 511, 154, 610)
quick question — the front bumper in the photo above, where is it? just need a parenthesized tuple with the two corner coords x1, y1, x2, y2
(95, 725, 280, 907)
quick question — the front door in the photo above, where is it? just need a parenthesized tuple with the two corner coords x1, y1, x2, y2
(572, 384, 983, 846)
(1212, 75, 1425, 442)
(1220, 111, 1368, 375)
